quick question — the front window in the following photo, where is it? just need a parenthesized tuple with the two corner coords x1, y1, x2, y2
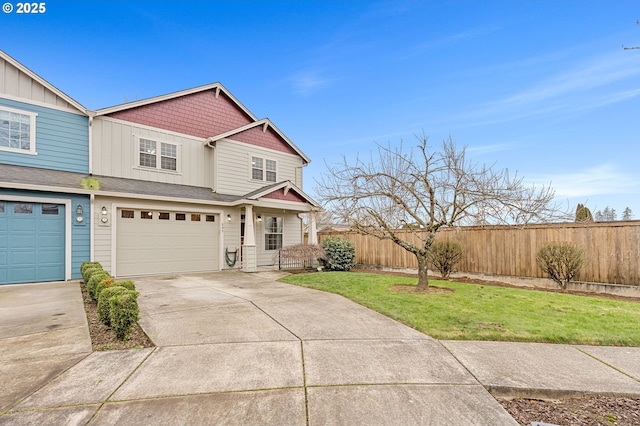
(139, 137, 178, 171)
(264, 216, 283, 250)
(251, 156, 277, 182)
(266, 159, 277, 182)
(0, 106, 37, 154)
(252, 157, 263, 180)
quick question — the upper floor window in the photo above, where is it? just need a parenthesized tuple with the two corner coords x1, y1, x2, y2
(138, 137, 178, 172)
(0, 106, 37, 155)
(251, 156, 277, 183)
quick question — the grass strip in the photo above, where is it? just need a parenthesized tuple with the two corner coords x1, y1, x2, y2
(280, 272, 640, 346)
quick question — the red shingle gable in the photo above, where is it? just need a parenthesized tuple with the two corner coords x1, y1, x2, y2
(107, 90, 252, 138)
(233, 125, 298, 155)
(106, 90, 298, 156)
(263, 188, 309, 203)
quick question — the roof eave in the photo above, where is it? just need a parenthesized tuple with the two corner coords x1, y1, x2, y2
(0, 50, 89, 115)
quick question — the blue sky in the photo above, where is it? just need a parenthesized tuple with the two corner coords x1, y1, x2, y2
(2, 0, 640, 218)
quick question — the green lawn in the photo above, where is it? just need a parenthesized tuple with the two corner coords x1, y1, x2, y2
(280, 272, 640, 346)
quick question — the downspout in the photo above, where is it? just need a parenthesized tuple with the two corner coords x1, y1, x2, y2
(88, 114, 95, 261)
(297, 213, 305, 243)
(90, 193, 95, 261)
(88, 114, 94, 174)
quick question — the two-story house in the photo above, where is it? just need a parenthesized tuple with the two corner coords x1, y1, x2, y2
(89, 83, 320, 276)
(0, 51, 319, 284)
(0, 50, 91, 284)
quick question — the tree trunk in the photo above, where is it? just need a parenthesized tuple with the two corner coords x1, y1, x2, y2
(416, 253, 430, 291)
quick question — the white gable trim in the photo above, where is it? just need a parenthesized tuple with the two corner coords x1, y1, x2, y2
(0, 50, 88, 115)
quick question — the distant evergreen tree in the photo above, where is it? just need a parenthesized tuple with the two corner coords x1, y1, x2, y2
(574, 203, 593, 223)
(595, 206, 617, 221)
(622, 207, 633, 221)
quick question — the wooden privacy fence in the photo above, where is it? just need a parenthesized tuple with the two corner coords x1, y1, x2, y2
(319, 221, 640, 286)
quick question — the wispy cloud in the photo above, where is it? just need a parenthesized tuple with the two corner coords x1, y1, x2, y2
(401, 27, 501, 60)
(529, 163, 640, 199)
(466, 143, 514, 155)
(289, 70, 335, 95)
(455, 50, 640, 127)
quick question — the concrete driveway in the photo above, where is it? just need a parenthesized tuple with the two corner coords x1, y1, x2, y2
(1, 271, 518, 425)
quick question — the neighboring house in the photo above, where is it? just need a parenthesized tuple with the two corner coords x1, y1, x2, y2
(0, 51, 320, 284)
(0, 50, 91, 284)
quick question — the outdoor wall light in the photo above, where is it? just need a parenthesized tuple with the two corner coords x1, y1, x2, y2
(100, 206, 109, 224)
(227, 214, 232, 221)
(75, 204, 84, 223)
(257, 215, 262, 222)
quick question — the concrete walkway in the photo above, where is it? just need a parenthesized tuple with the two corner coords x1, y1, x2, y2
(1, 272, 639, 425)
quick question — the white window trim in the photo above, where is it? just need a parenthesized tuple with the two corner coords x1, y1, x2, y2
(250, 155, 278, 183)
(263, 215, 284, 251)
(0, 105, 38, 155)
(134, 135, 181, 174)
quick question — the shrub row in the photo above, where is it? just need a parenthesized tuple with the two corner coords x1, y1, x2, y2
(80, 261, 140, 340)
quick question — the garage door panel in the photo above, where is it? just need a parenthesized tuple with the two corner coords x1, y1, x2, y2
(0, 201, 65, 285)
(116, 209, 219, 277)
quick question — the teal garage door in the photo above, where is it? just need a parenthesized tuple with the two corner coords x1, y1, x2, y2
(0, 201, 65, 284)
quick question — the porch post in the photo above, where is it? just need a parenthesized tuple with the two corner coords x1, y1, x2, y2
(308, 211, 318, 245)
(242, 205, 257, 272)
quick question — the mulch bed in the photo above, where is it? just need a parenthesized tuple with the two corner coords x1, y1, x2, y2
(500, 395, 640, 426)
(80, 283, 154, 351)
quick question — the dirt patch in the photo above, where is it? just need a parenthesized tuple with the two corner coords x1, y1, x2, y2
(500, 395, 640, 426)
(80, 283, 154, 351)
(388, 284, 454, 295)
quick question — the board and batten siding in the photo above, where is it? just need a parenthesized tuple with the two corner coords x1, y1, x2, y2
(215, 139, 304, 196)
(0, 98, 89, 173)
(0, 56, 79, 111)
(91, 117, 215, 187)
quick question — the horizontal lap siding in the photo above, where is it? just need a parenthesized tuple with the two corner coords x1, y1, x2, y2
(319, 222, 640, 285)
(216, 139, 302, 196)
(0, 98, 88, 173)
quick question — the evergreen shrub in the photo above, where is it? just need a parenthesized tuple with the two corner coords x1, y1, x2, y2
(109, 290, 140, 340)
(320, 236, 356, 271)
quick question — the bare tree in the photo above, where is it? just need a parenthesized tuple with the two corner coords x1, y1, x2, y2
(316, 136, 564, 290)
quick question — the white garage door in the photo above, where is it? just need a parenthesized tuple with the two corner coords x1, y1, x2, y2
(116, 208, 220, 276)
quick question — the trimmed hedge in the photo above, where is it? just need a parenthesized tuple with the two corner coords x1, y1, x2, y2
(88, 272, 111, 301)
(98, 285, 126, 326)
(80, 261, 102, 276)
(95, 277, 115, 301)
(82, 266, 103, 283)
(96, 279, 136, 302)
(109, 290, 140, 340)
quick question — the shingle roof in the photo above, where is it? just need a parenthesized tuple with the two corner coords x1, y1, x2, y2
(0, 164, 240, 203)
